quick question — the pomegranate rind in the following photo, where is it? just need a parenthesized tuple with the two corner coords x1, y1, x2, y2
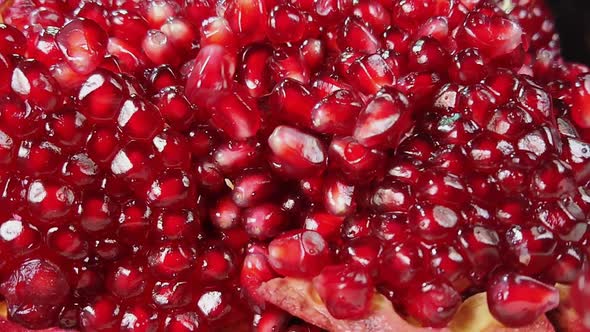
(547, 285, 588, 332)
(259, 277, 556, 332)
(259, 277, 450, 332)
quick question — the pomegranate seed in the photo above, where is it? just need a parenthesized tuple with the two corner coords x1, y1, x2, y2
(487, 272, 559, 327)
(56, 19, 108, 75)
(79, 296, 122, 331)
(267, 4, 306, 44)
(268, 230, 331, 278)
(11, 59, 62, 112)
(78, 69, 125, 122)
(353, 87, 413, 148)
(142, 29, 180, 67)
(268, 126, 327, 178)
(405, 279, 461, 328)
(106, 261, 147, 299)
(185, 44, 236, 108)
(312, 264, 374, 320)
(223, 0, 267, 45)
(312, 89, 362, 135)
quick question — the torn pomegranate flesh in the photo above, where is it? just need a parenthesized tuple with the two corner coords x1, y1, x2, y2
(0, 0, 587, 331)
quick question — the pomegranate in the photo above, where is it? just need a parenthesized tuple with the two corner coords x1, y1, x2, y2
(0, 0, 588, 331)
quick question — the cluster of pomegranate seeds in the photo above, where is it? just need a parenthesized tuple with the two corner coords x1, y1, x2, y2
(0, 0, 589, 330)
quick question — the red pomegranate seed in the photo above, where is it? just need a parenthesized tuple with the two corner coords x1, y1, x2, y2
(199, 16, 237, 51)
(11, 59, 62, 113)
(404, 279, 461, 328)
(0, 218, 41, 257)
(185, 44, 236, 108)
(55, 19, 108, 75)
(79, 296, 122, 331)
(267, 230, 331, 278)
(487, 272, 559, 327)
(142, 29, 181, 67)
(312, 264, 374, 320)
(223, 0, 267, 45)
(160, 16, 197, 52)
(267, 4, 306, 44)
(353, 87, 413, 148)
(268, 126, 327, 178)
(303, 210, 345, 239)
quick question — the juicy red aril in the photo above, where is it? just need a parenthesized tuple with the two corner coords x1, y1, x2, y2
(0, 0, 589, 331)
(353, 87, 413, 148)
(487, 272, 560, 327)
(268, 126, 327, 177)
(55, 18, 108, 75)
(312, 264, 374, 320)
(268, 230, 331, 278)
(405, 279, 462, 328)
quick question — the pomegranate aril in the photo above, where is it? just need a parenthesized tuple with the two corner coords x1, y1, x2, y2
(26, 179, 77, 224)
(379, 241, 423, 290)
(106, 261, 147, 299)
(303, 210, 345, 240)
(0, 217, 41, 257)
(339, 237, 382, 273)
(11, 59, 62, 112)
(311, 89, 361, 135)
(267, 230, 331, 278)
(148, 242, 196, 279)
(184, 44, 236, 108)
(268, 125, 327, 178)
(120, 303, 159, 332)
(312, 263, 374, 320)
(108, 9, 149, 47)
(267, 4, 306, 44)
(152, 279, 191, 309)
(0, 24, 27, 56)
(56, 18, 108, 75)
(162, 311, 205, 332)
(269, 79, 316, 127)
(117, 96, 164, 141)
(269, 47, 310, 85)
(338, 16, 381, 54)
(145, 169, 194, 208)
(1, 258, 70, 308)
(487, 272, 559, 327)
(78, 69, 125, 123)
(405, 279, 461, 328)
(207, 88, 261, 140)
(408, 203, 460, 242)
(199, 16, 237, 50)
(142, 0, 181, 29)
(223, 0, 267, 45)
(46, 226, 88, 260)
(457, 225, 501, 281)
(142, 29, 181, 67)
(504, 225, 558, 275)
(79, 296, 122, 331)
(152, 130, 191, 169)
(196, 245, 236, 282)
(347, 52, 399, 95)
(241, 251, 277, 308)
(160, 16, 197, 52)
(328, 136, 385, 182)
(353, 87, 413, 148)
(543, 245, 585, 284)
(17, 140, 62, 176)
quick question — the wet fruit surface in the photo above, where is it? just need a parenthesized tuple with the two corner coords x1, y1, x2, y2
(0, 0, 588, 331)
